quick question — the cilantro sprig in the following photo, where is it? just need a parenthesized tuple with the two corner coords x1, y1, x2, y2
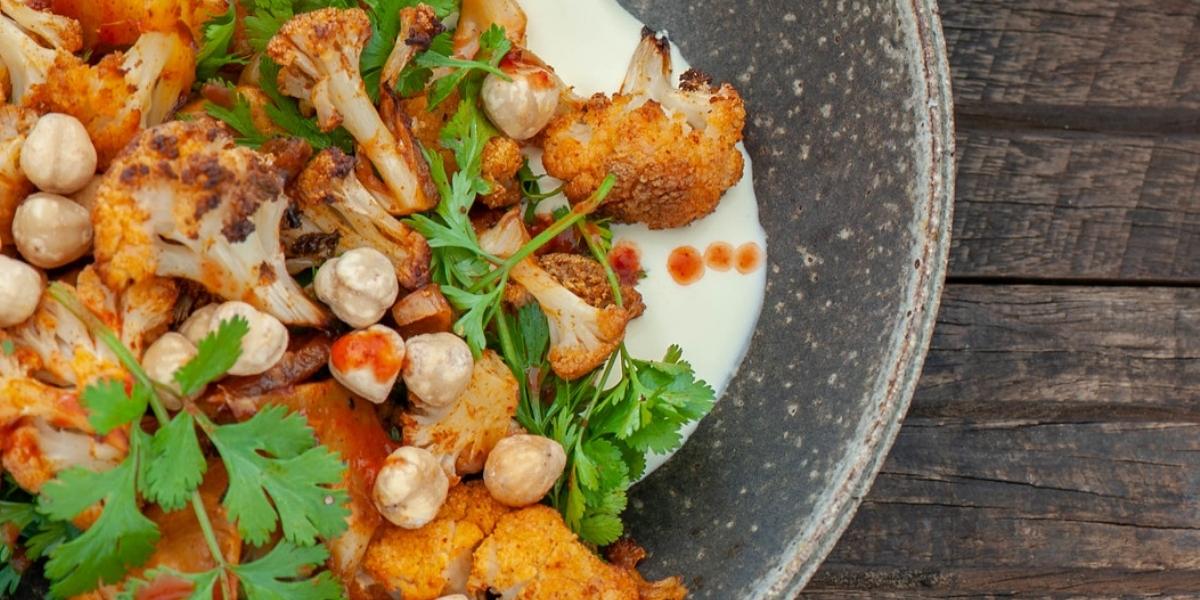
(32, 285, 348, 598)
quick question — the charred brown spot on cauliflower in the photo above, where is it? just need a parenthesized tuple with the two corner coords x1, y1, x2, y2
(541, 29, 746, 230)
(480, 136, 524, 208)
(468, 505, 639, 599)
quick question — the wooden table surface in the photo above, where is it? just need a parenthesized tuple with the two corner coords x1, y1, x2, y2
(805, 0, 1200, 596)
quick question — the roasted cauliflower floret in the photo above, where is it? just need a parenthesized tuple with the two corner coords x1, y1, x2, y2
(381, 4, 445, 89)
(0, 0, 81, 54)
(92, 118, 329, 326)
(266, 8, 436, 215)
(541, 28, 746, 229)
(0, 11, 76, 104)
(538, 253, 645, 319)
(480, 136, 524, 208)
(24, 29, 196, 168)
(401, 349, 519, 478)
(362, 481, 512, 600)
(479, 211, 628, 380)
(0, 105, 36, 245)
(468, 505, 639, 599)
(606, 539, 689, 600)
(37, 0, 225, 50)
(294, 148, 432, 290)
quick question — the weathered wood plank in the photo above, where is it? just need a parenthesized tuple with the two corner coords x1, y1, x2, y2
(949, 129, 1200, 281)
(942, 0, 1200, 112)
(806, 419, 1200, 596)
(912, 285, 1200, 420)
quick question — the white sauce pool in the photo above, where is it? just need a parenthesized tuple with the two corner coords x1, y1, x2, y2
(519, 0, 769, 475)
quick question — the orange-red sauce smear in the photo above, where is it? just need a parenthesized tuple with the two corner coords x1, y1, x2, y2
(735, 242, 764, 274)
(668, 245, 705, 285)
(331, 330, 405, 382)
(608, 240, 642, 286)
(704, 241, 735, 272)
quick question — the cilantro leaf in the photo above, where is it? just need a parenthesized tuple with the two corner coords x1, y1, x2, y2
(174, 315, 249, 396)
(142, 412, 207, 512)
(204, 95, 270, 148)
(194, 1, 244, 83)
(119, 567, 222, 600)
(422, 24, 511, 108)
(39, 433, 159, 597)
(579, 513, 623, 546)
(82, 378, 148, 436)
(208, 405, 349, 546)
(234, 542, 343, 600)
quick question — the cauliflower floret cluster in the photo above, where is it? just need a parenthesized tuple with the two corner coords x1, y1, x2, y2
(541, 28, 746, 229)
(362, 481, 512, 600)
(267, 7, 436, 215)
(92, 117, 329, 326)
(401, 349, 520, 478)
(468, 505, 639, 599)
(0, 105, 36, 245)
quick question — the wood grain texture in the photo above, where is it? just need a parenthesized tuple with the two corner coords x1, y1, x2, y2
(943, 0, 1200, 112)
(949, 129, 1200, 281)
(805, 419, 1200, 596)
(913, 285, 1200, 419)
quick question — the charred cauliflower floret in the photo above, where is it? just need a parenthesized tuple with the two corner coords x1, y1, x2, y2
(92, 118, 330, 326)
(468, 505, 639, 599)
(362, 481, 512, 600)
(479, 211, 628, 380)
(401, 349, 519, 478)
(0, 10, 78, 104)
(480, 136, 524, 209)
(23, 29, 196, 168)
(0, 105, 36, 245)
(541, 28, 746, 229)
(381, 4, 445, 90)
(294, 148, 432, 290)
(266, 8, 436, 215)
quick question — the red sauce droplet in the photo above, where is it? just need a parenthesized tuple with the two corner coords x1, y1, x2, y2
(735, 242, 764, 274)
(608, 240, 642, 286)
(704, 241, 735, 272)
(331, 330, 404, 382)
(668, 246, 705, 285)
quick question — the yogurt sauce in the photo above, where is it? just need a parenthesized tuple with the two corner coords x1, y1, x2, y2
(519, 0, 769, 474)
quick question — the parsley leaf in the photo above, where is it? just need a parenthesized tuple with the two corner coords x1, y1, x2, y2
(81, 378, 149, 435)
(194, 1, 244, 83)
(174, 316, 249, 396)
(208, 406, 349, 547)
(257, 57, 355, 152)
(142, 412, 207, 512)
(234, 542, 343, 600)
(38, 433, 159, 597)
(422, 24, 511, 108)
(204, 94, 270, 148)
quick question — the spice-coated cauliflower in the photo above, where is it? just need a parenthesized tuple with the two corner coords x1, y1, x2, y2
(92, 118, 329, 326)
(468, 505, 639, 599)
(362, 481, 511, 600)
(541, 28, 746, 229)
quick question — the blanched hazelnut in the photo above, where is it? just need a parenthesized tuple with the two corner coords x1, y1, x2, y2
(373, 446, 449, 529)
(142, 333, 200, 410)
(20, 113, 97, 194)
(315, 248, 400, 328)
(329, 325, 406, 404)
(208, 301, 289, 376)
(178, 304, 220, 344)
(402, 332, 473, 410)
(12, 192, 93, 268)
(0, 255, 42, 328)
(482, 57, 562, 141)
(484, 434, 566, 507)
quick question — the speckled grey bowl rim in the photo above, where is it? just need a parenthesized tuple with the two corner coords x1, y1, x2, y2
(760, 0, 955, 594)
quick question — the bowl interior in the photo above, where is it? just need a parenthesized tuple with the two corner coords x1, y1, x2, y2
(620, 0, 954, 596)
